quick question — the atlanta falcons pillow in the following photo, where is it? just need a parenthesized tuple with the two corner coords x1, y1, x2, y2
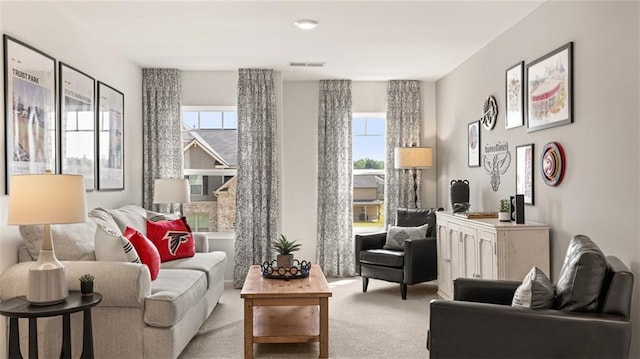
(123, 227, 160, 280)
(146, 218, 195, 262)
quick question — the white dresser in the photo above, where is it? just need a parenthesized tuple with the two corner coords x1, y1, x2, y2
(435, 211, 550, 300)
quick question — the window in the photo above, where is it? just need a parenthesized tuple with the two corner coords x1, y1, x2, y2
(182, 106, 237, 233)
(183, 108, 237, 130)
(352, 113, 386, 230)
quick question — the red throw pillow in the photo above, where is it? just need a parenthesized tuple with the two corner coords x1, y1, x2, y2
(146, 218, 195, 262)
(123, 227, 160, 280)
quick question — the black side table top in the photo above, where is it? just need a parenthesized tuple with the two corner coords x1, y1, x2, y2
(0, 292, 102, 318)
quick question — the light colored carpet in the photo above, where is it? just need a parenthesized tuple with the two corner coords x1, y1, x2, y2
(179, 277, 438, 358)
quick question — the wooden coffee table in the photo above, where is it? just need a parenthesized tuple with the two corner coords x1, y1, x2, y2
(240, 264, 332, 358)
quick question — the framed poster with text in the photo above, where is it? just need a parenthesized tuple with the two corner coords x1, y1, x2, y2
(3, 35, 57, 194)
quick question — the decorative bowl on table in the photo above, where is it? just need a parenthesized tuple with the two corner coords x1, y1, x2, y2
(261, 259, 311, 280)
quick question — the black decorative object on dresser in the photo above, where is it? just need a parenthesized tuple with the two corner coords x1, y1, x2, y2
(355, 208, 441, 299)
(449, 180, 470, 213)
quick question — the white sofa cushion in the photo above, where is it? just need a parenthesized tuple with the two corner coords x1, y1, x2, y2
(19, 222, 97, 261)
(160, 251, 227, 288)
(94, 225, 141, 263)
(144, 269, 207, 327)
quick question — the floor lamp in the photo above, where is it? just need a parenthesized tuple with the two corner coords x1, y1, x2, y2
(153, 178, 191, 214)
(7, 173, 87, 305)
(394, 147, 433, 208)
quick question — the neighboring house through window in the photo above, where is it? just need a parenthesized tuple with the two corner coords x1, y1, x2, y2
(182, 106, 237, 233)
(353, 113, 385, 231)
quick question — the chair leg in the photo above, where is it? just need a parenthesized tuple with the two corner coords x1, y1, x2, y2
(362, 277, 369, 292)
(401, 283, 407, 300)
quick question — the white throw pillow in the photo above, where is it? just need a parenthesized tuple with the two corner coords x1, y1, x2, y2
(146, 210, 181, 223)
(20, 222, 97, 261)
(512, 266, 555, 309)
(383, 223, 429, 250)
(94, 225, 140, 263)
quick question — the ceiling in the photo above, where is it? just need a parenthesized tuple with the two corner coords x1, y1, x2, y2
(51, 1, 544, 81)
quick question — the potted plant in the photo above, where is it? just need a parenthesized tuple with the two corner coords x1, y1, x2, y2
(79, 273, 95, 296)
(272, 234, 301, 268)
(498, 199, 511, 222)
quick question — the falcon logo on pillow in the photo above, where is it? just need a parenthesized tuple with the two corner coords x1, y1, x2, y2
(146, 218, 195, 262)
(164, 231, 191, 255)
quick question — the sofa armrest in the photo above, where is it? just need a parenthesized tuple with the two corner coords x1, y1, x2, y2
(0, 261, 151, 308)
(355, 232, 387, 274)
(428, 299, 632, 358)
(404, 236, 437, 284)
(193, 232, 209, 253)
(453, 278, 521, 304)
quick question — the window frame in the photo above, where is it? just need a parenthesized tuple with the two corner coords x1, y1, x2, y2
(182, 106, 238, 234)
(183, 106, 237, 130)
(352, 112, 386, 233)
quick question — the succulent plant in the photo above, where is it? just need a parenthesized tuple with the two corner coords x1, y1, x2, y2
(272, 234, 302, 255)
(79, 273, 95, 283)
(499, 199, 510, 213)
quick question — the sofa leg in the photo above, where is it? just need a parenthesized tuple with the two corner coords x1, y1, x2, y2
(362, 277, 369, 292)
(401, 284, 407, 300)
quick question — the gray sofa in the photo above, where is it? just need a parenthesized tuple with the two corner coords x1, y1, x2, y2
(0, 204, 227, 359)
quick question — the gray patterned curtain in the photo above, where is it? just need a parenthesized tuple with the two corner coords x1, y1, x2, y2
(142, 69, 183, 211)
(386, 80, 422, 226)
(233, 69, 279, 288)
(317, 80, 355, 277)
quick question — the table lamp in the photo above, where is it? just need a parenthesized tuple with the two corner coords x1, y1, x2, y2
(153, 178, 190, 214)
(394, 146, 433, 208)
(8, 173, 87, 305)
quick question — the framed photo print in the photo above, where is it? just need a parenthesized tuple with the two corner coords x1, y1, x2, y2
(3, 35, 57, 194)
(526, 42, 573, 132)
(97, 81, 124, 191)
(516, 143, 534, 205)
(505, 61, 524, 129)
(468, 120, 480, 167)
(60, 63, 96, 191)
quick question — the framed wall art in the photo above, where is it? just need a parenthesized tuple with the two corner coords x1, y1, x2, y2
(505, 61, 524, 129)
(526, 42, 573, 132)
(3, 35, 57, 194)
(97, 81, 124, 191)
(515, 143, 534, 205)
(468, 120, 480, 167)
(60, 62, 96, 191)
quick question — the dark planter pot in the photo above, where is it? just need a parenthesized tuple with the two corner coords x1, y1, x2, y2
(81, 281, 94, 296)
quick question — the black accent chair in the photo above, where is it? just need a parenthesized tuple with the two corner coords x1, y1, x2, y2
(355, 208, 441, 300)
(427, 236, 634, 359)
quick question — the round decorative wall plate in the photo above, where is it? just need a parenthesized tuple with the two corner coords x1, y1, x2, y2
(541, 142, 565, 186)
(481, 95, 498, 130)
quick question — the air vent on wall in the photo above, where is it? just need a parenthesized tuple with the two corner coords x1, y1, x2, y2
(289, 62, 325, 67)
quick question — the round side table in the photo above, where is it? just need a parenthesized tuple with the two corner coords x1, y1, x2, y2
(0, 291, 102, 359)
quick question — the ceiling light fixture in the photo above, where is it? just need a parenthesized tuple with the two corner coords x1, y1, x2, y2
(294, 19, 318, 30)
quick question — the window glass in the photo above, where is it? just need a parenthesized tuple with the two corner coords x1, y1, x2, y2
(183, 111, 198, 129)
(223, 112, 238, 129)
(182, 107, 238, 233)
(352, 113, 386, 229)
(200, 112, 222, 129)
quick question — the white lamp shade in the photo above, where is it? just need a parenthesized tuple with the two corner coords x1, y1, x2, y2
(153, 178, 191, 204)
(8, 174, 88, 225)
(394, 147, 433, 169)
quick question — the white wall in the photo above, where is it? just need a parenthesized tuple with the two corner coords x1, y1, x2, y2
(0, 1, 143, 356)
(436, 1, 640, 355)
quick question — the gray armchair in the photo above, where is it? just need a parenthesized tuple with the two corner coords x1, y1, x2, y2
(355, 208, 441, 299)
(427, 235, 634, 358)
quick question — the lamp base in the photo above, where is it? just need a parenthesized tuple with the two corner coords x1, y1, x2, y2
(27, 250, 68, 305)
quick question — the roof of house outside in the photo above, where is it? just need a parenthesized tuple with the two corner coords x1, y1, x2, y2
(183, 129, 238, 166)
(354, 175, 384, 188)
